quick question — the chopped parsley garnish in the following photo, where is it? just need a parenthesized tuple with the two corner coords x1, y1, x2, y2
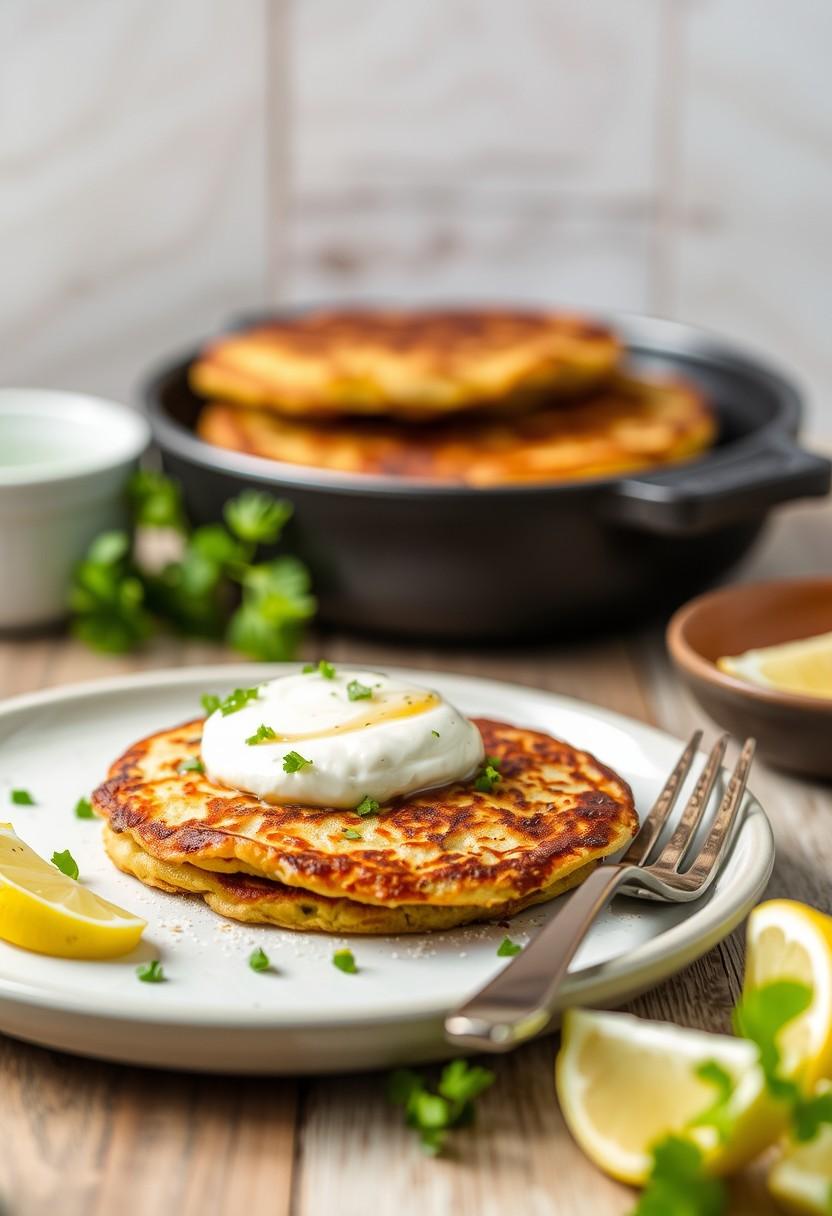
(432, 730, 440, 738)
(355, 795, 380, 817)
(10, 789, 35, 806)
(248, 947, 270, 972)
(497, 937, 522, 957)
(633, 1136, 726, 1216)
(347, 679, 372, 701)
(303, 658, 336, 679)
(474, 763, 501, 793)
(178, 757, 205, 775)
(223, 489, 292, 544)
(246, 723, 277, 746)
(283, 750, 312, 773)
(332, 948, 358, 974)
(343, 827, 362, 840)
(201, 693, 221, 715)
(219, 687, 262, 716)
(388, 1059, 495, 1155)
(136, 960, 165, 983)
(51, 849, 79, 880)
(74, 797, 95, 819)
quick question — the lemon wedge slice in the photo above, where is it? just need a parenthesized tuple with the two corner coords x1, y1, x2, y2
(768, 1084, 832, 1216)
(717, 631, 832, 700)
(556, 1008, 787, 1185)
(744, 900, 832, 1087)
(0, 823, 145, 959)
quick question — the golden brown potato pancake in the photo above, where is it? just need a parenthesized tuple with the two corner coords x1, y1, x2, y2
(102, 825, 597, 934)
(189, 309, 620, 421)
(92, 718, 637, 920)
(197, 373, 715, 486)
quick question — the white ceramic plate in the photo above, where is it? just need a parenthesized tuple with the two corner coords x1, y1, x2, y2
(0, 665, 774, 1074)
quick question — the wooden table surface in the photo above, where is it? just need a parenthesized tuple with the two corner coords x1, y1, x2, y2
(0, 498, 829, 1216)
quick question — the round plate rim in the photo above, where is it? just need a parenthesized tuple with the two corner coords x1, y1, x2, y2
(0, 663, 774, 1031)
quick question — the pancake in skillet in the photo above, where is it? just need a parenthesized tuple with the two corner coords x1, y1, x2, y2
(92, 718, 637, 932)
(189, 309, 621, 421)
(197, 373, 715, 485)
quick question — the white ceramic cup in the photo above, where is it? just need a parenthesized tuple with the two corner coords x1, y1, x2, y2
(0, 389, 151, 629)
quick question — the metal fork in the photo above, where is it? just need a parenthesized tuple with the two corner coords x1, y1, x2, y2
(445, 731, 755, 1052)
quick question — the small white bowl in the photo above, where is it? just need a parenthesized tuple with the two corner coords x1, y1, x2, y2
(0, 389, 150, 629)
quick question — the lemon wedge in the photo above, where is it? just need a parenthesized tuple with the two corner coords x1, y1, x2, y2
(556, 1008, 787, 1185)
(744, 900, 832, 1088)
(717, 631, 832, 700)
(0, 823, 145, 959)
(768, 1084, 832, 1216)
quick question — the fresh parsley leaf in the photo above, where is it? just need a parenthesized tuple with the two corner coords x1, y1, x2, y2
(347, 679, 372, 701)
(128, 470, 186, 531)
(432, 730, 440, 738)
(388, 1059, 495, 1156)
(485, 755, 501, 769)
(224, 490, 293, 544)
(474, 764, 501, 793)
(69, 532, 152, 654)
(201, 693, 222, 715)
(332, 948, 358, 974)
(355, 795, 380, 817)
(688, 1060, 736, 1144)
(283, 750, 312, 773)
(51, 849, 79, 881)
(792, 1089, 832, 1142)
(343, 827, 362, 840)
(497, 937, 522, 957)
(178, 757, 205, 775)
(632, 1137, 726, 1216)
(248, 947, 270, 973)
(74, 797, 95, 819)
(136, 960, 165, 983)
(246, 724, 277, 746)
(10, 789, 35, 805)
(733, 980, 813, 1097)
(228, 557, 316, 661)
(318, 659, 336, 679)
(217, 687, 261, 716)
(189, 523, 246, 568)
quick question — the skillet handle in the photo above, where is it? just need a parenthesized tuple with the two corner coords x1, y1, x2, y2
(606, 437, 830, 536)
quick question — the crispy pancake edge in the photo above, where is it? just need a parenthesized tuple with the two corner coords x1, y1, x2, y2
(93, 717, 638, 909)
(103, 824, 597, 935)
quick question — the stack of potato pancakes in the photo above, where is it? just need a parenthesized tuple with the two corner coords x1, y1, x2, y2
(93, 714, 638, 934)
(191, 308, 715, 486)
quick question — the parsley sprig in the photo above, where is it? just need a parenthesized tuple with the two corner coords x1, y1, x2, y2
(632, 1137, 726, 1216)
(388, 1059, 495, 1154)
(70, 473, 315, 661)
(283, 751, 312, 773)
(474, 756, 501, 793)
(246, 724, 277, 746)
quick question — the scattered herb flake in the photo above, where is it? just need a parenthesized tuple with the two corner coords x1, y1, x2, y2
(218, 687, 262, 716)
(497, 937, 522, 958)
(432, 730, 440, 738)
(136, 960, 165, 983)
(474, 764, 501, 794)
(178, 757, 205, 775)
(283, 750, 312, 773)
(74, 797, 95, 819)
(332, 948, 358, 974)
(347, 679, 372, 701)
(246, 724, 277, 746)
(248, 947, 270, 973)
(10, 789, 35, 806)
(343, 827, 362, 840)
(201, 693, 221, 716)
(51, 849, 79, 880)
(355, 795, 380, 817)
(388, 1059, 495, 1155)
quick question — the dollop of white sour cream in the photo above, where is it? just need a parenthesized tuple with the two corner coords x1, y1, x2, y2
(201, 669, 484, 809)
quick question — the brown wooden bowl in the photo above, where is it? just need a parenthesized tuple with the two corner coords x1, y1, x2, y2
(667, 577, 832, 779)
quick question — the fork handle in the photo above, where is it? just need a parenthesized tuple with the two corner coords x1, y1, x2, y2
(444, 864, 634, 1052)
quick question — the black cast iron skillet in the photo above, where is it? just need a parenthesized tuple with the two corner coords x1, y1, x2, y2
(142, 312, 830, 641)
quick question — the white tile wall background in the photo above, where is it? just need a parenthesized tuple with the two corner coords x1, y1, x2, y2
(1, 0, 830, 433)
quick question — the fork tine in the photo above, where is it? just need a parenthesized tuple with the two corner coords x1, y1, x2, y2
(659, 733, 729, 872)
(621, 730, 702, 866)
(683, 738, 756, 890)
